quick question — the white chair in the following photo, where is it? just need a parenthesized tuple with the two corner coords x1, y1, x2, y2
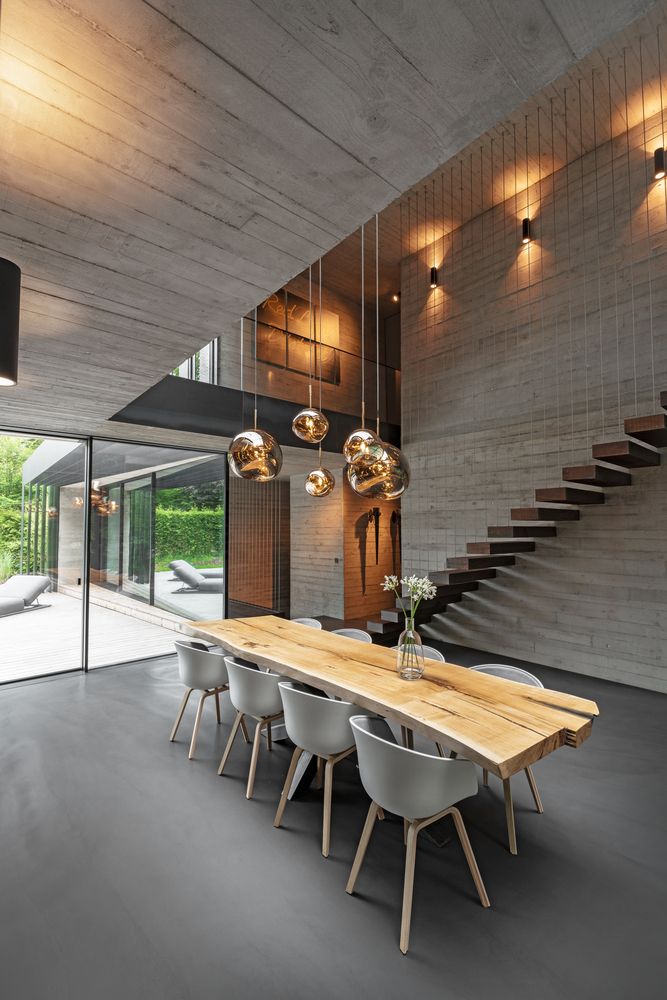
(470, 663, 545, 854)
(332, 627, 373, 643)
(346, 715, 490, 954)
(169, 640, 230, 759)
(392, 643, 445, 661)
(274, 682, 365, 857)
(217, 657, 284, 799)
(292, 617, 322, 628)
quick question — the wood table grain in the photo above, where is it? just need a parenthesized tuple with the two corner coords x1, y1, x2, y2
(187, 616, 598, 781)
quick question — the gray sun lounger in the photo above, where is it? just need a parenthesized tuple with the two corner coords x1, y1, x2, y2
(0, 575, 51, 617)
(168, 560, 224, 594)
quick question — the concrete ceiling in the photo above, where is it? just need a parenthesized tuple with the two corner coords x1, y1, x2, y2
(0, 0, 659, 445)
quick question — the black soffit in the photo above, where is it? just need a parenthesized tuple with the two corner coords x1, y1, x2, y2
(111, 375, 401, 453)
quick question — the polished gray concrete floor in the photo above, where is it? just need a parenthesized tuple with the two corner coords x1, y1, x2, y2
(1, 647, 665, 1000)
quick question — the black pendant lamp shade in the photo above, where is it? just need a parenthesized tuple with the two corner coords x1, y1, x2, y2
(0, 257, 21, 386)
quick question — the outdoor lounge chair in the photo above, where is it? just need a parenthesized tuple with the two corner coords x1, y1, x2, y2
(0, 575, 51, 617)
(169, 560, 224, 594)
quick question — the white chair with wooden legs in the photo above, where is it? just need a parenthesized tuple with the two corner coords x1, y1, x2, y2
(292, 617, 322, 628)
(346, 715, 489, 955)
(274, 682, 366, 857)
(470, 663, 544, 855)
(392, 643, 446, 661)
(332, 627, 373, 643)
(169, 640, 230, 759)
(217, 658, 283, 799)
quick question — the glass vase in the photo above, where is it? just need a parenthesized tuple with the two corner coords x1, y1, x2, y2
(396, 619, 425, 680)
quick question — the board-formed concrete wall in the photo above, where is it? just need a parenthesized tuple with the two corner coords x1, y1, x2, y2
(401, 107, 667, 692)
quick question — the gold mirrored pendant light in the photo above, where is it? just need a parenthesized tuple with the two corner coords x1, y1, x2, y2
(304, 260, 335, 497)
(343, 223, 384, 466)
(228, 309, 283, 481)
(346, 215, 410, 499)
(292, 264, 329, 444)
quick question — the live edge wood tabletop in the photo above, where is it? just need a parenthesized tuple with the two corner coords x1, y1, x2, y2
(187, 616, 599, 781)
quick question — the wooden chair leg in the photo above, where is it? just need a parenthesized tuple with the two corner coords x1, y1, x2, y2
(266, 720, 273, 752)
(188, 691, 209, 760)
(503, 777, 518, 855)
(346, 801, 380, 895)
(313, 756, 324, 791)
(214, 689, 221, 724)
(403, 817, 409, 845)
(399, 821, 419, 954)
(246, 720, 264, 799)
(240, 717, 250, 743)
(169, 688, 192, 742)
(377, 807, 385, 821)
(449, 807, 491, 908)
(217, 711, 244, 775)
(525, 766, 544, 813)
(322, 758, 335, 858)
(482, 768, 489, 786)
(274, 746, 304, 829)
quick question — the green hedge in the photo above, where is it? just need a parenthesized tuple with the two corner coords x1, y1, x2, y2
(155, 507, 224, 570)
(0, 506, 21, 577)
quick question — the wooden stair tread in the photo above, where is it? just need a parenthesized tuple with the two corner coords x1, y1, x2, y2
(380, 594, 463, 624)
(488, 525, 557, 537)
(430, 568, 496, 585)
(562, 464, 632, 486)
(535, 486, 605, 504)
(469, 540, 536, 554)
(366, 620, 402, 635)
(624, 413, 667, 447)
(447, 555, 515, 569)
(512, 507, 580, 521)
(591, 440, 660, 467)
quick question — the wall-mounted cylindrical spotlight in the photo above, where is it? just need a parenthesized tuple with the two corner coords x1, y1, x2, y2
(654, 146, 665, 180)
(429, 266, 438, 288)
(521, 218, 532, 244)
(0, 257, 21, 387)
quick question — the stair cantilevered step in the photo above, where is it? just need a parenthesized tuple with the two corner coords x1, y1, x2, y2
(366, 619, 402, 636)
(512, 507, 580, 521)
(562, 464, 632, 486)
(447, 555, 515, 569)
(624, 413, 667, 448)
(468, 540, 536, 554)
(381, 594, 462, 624)
(535, 486, 605, 504)
(488, 525, 557, 537)
(591, 440, 660, 467)
(430, 568, 496, 585)
(430, 581, 479, 599)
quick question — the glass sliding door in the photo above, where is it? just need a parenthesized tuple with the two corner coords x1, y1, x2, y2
(0, 432, 86, 684)
(88, 441, 225, 669)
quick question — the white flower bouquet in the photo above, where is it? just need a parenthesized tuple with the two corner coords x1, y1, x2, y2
(382, 574, 437, 629)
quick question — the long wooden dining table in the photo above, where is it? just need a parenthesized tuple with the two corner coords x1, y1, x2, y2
(187, 615, 599, 853)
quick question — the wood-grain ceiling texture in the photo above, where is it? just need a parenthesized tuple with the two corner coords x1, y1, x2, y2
(0, 0, 659, 443)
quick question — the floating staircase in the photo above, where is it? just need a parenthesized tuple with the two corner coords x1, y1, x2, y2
(367, 395, 666, 642)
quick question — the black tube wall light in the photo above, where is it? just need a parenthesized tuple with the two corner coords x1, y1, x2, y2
(654, 146, 665, 180)
(0, 257, 21, 386)
(521, 217, 532, 244)
(429, 266, 438, 288)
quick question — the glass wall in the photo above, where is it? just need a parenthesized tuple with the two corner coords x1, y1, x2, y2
(0, 434, 226, 683)
(0, 432, 86, 684)
(88, 442, 225, 669)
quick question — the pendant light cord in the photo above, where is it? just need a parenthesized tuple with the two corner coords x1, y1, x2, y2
(360, 223, 365, 427)
(240, 316, 244, 428)
(308, 264, 313, 409)
(253, 305, 258, 429)
(318, 258, 323, 414)
(375, 212, 380, 436)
